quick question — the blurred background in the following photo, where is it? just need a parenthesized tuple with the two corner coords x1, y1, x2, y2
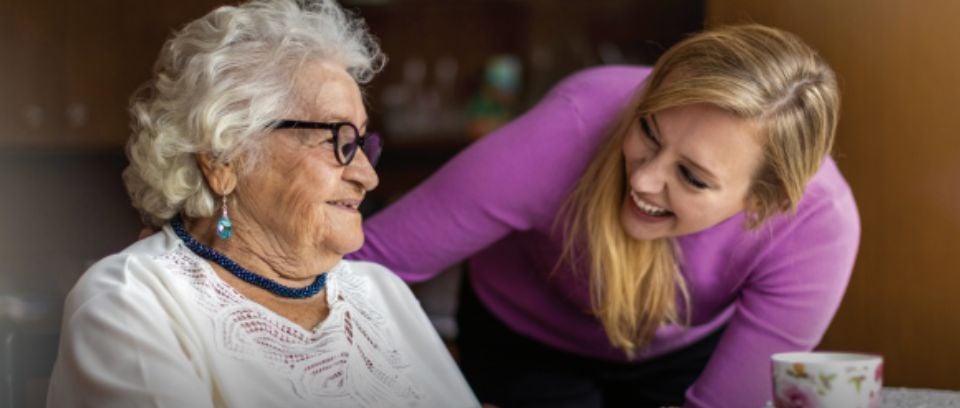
(1, 0, 958, 406)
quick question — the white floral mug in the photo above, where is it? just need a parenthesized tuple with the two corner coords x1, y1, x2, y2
(771, 352, 883, 408)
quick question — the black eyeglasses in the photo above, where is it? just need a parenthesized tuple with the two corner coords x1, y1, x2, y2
(268, 119, 382, 167)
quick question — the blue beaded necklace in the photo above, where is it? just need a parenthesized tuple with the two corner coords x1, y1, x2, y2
(170, 217, 326, 299)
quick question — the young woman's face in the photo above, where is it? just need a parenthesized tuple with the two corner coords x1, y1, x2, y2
(620, 103, 764, 240)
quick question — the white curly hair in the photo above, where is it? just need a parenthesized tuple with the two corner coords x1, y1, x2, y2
(123, 0, 385, 227)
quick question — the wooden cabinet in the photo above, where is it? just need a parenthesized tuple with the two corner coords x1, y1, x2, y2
(1, 0, 702, 152)
(357, 0, 703, 203)
(0, 0, 223, 149)
(708, 0, 960, 389)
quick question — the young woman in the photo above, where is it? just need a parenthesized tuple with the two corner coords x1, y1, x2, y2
(352, 24, 859, 407)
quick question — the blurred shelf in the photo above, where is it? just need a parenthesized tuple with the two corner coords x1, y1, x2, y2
(381, 137, 471, 162)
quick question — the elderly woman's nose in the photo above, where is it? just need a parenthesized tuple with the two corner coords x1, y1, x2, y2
(344, 153, 379, 191)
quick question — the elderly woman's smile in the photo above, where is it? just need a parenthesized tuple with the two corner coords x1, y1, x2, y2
(327, 199, 362, 210)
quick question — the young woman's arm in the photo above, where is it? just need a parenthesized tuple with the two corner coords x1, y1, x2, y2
(352, 67, 650, 283)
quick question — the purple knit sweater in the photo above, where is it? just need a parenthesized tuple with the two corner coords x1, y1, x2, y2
(351, 66, 860, 407)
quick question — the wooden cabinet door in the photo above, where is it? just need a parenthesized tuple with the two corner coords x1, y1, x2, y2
(0, 0, 223, 149)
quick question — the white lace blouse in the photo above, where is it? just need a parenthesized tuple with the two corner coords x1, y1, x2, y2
(47, 225, 479, 408)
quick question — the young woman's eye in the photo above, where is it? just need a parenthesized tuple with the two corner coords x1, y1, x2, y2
(639, 117, 660, 147)
(680, 165, 709, 189)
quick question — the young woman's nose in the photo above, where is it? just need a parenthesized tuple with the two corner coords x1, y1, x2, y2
(628, 156, 668, 194)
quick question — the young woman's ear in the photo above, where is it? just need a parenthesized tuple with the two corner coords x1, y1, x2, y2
(196, 152, 238, 196)
(743, 194, 763, 215)
(742, 194, 769, 228)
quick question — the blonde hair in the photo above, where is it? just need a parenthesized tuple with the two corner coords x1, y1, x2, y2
(561, 24, 839, 356)
(123, 0, 385, 227)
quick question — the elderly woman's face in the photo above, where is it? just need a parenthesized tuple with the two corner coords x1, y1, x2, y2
(236, 61, 378, 259)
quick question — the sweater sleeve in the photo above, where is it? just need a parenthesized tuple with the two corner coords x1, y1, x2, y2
(684, 174, 861, 408)
(351, 67, 644, 282)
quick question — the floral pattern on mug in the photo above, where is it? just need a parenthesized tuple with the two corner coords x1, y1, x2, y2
(772, 352, 883, 408)
(775, 382, 821, 408)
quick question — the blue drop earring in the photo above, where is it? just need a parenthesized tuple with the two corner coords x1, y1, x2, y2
(216, 195, 233, 240)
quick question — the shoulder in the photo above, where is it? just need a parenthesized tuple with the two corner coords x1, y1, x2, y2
(341, 260, 417, 299)
(338, 260, 435, 328)
(64, 228, 182, 316)
(799, 157, 857, 211)
(738, 157, 860, 272)
(774, 157, 860, 237)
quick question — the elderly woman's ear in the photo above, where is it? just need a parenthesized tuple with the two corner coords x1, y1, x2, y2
(196, 152, 238, 196)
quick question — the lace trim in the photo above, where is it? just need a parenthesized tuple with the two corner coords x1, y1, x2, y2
(156, 245, 425, 405)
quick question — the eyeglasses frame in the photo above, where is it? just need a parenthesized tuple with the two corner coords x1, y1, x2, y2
(267, 119, 381, 166)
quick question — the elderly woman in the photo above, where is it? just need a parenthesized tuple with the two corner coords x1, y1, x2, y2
(46, 0, 478, 406)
